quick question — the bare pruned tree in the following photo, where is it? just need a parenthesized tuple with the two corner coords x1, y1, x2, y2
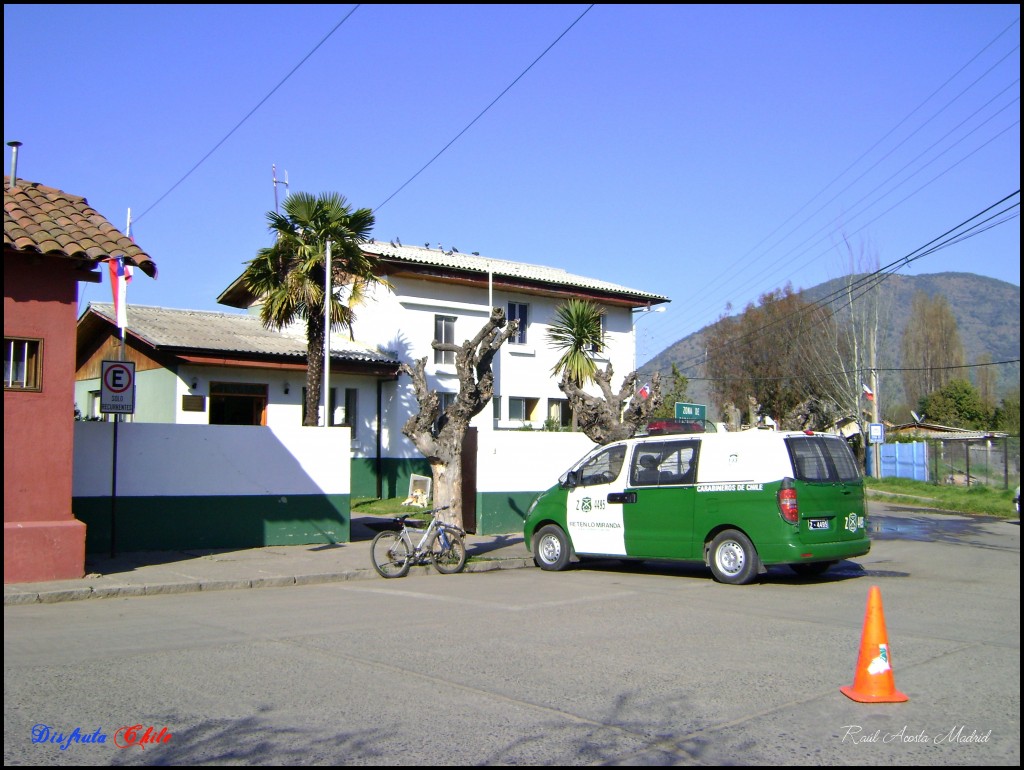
(558, 364, 661, 445)
(795, 236, 891, 448)
(400, 307, 518, 529)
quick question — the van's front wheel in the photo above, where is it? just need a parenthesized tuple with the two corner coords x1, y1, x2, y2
(708, 530, 759, 585)
(533, 525, 571, 571)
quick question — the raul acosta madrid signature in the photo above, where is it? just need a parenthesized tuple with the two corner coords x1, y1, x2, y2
(840, 724, 992, 745)
(31, 723, 172, 750)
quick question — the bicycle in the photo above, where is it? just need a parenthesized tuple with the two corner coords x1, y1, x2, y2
(370, 505, 467, 578)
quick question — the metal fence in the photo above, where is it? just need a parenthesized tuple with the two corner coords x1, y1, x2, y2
(926, 435, 1020, 489)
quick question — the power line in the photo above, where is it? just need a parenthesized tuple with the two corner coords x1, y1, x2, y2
(134, 6, 362, 224)
(690, 359, 1020, 384)
(659, 191, 1020, 376)
(374, 5, 595, 211)
(643, 20, 1021, 352)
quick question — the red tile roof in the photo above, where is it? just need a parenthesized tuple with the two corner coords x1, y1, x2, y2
(4, 176, 157, 277)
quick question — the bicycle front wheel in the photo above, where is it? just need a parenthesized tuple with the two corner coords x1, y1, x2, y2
(431, 535, 467, 574)
(372, 530, 411, 578)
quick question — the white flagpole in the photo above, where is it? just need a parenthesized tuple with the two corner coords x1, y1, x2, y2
(323, 240, 332, 427)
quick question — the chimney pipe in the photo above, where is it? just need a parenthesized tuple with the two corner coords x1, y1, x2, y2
(7, 141, 22, 189)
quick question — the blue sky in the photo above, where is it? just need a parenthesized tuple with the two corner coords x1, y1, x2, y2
(4, 4, 1020, 366)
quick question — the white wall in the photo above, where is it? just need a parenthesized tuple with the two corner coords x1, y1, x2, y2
(476, 431, 596, 492)
(73, 423, 351, 497)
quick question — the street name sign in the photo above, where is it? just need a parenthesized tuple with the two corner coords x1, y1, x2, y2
(675, 402, 707, 422)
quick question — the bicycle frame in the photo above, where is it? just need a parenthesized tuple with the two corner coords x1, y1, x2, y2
(371, 505, 467, 578)
(397, 507, 464, 562)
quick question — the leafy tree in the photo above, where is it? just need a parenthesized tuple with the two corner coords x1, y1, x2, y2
(547, 299, 661, 443)
(901, 291, 964, 412)
(973, 353, 998, 413)
(994, 386, 1020, 435)
(649, 364, 689, 420)
(401, 308, 519, 529)
(919, 379, 989, 429)
(705, 285, 831, 428)
(242, 192, 381, 425)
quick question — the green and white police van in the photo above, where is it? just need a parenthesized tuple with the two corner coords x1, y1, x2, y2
(524, 429, 869, 584)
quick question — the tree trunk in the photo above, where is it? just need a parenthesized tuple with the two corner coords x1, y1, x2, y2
(304, 315, 325, 426)
(400, 308, 517, 529)
(430, 458, 461, 527)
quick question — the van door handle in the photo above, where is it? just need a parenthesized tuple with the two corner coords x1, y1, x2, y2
(608, 492, 637, 504)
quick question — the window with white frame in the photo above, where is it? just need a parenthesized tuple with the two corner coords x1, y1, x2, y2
(508, 396, 539, 423)
(507, 302, 528, 344)
(548, 398, 572, 428)
(301, 386, 357, 428)
(4, 338, 42, 391)
(434, 315, 456, 365)
(342, 388, 358, 428)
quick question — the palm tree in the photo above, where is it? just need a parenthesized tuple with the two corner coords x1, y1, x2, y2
(242, 192, 381, 425)
(547, 298, 605, 386)
(547, 298, 605, 431)
(547, 298, 661, 442)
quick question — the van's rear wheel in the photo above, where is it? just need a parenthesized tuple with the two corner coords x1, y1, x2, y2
(708, 529, 759, 585)
(533, 525, 571, 571)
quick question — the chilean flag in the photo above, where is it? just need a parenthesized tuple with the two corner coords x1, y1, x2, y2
(108, 257, 133, 330)
(862, 384, 874, 402)
(637, 382, 652, 400)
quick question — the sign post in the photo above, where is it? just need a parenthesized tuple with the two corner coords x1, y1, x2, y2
(868, 422, 885, 479)
(101, 361, 136, 557)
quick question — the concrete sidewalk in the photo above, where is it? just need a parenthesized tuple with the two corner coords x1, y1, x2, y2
(4, 516, 534, 606)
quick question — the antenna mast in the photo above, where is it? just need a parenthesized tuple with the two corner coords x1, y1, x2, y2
(272, 165, 290, 214)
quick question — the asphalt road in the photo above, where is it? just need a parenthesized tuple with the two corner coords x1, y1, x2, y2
(4, 505, 1020, 766)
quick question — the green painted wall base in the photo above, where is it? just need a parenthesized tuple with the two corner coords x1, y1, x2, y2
(351, 458, 432, 499)
(475, 491, 539, 535)
(73, 494, 349, 554)
(350, 458, 541, 536)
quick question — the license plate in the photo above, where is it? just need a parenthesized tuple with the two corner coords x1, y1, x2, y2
(808, 519, 829, 530)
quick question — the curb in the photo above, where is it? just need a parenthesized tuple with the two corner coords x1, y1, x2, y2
(4, 557, 535, 606)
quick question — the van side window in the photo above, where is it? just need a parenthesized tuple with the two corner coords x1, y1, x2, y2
(630, 440, 699, 486)
(578, 445, 626, 486)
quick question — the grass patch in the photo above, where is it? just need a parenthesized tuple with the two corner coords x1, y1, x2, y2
(351, 497, 435, 522)
(865, 477, 1018, 518)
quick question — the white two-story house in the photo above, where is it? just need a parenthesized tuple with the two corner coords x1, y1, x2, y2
(78, 243, 669, 501)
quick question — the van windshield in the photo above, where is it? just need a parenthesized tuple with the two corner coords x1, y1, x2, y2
(563, 445, 627, 487)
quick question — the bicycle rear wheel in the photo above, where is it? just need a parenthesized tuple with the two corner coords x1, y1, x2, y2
(431, 534, 467, 574)
(371, 530, 411, 578)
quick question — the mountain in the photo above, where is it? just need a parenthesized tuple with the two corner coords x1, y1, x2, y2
(641, 272, 1020, 419)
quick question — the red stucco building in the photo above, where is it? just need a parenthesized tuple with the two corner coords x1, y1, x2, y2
(4, 173, 156, 582)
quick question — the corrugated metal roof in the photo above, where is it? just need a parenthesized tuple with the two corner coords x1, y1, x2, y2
(5, 177, 157, 277)
(85, 303, 398, 364)
(362, 241, 668, 302)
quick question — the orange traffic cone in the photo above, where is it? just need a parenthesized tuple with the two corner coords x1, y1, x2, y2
(840, 585, 908, 702)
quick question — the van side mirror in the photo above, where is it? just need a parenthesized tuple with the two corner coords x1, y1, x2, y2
(561, 470, 579, 489)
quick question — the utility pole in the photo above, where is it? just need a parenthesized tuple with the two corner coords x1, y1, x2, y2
(870, 334, 881, 479)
